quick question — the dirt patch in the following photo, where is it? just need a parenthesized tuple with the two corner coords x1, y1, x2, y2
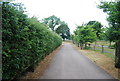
(20, 45, 62, 79)
(72, 43, 119, 80)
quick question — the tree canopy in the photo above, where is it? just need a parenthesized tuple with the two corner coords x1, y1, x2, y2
(73, 24, 97, 49)
(42, 15, 60, 31)
(42, 15, 70, 40)
(98, 1, 120, 68)
(56, 22, 70, 40)
(87, 21, 103, 39)
(98, 1, 120, 42)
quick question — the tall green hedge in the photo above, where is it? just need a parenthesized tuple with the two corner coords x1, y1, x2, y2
(2, 2, 62, 80)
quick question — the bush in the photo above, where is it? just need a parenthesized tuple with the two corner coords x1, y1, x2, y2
(2, 2, 62, 80)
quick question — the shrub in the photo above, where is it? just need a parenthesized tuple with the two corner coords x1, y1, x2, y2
(2, 2, 62, 80)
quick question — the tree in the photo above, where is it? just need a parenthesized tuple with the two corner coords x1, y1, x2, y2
(87, 21, 96, 25)
(87, 21, 103, 39)
(103, 27, 113, 46)
(56, 22, 70, 40)
(73, 28, 80, 46)
(70, 34, 75, 43)
(98, 1, 120, 68)
(42, 15, 60, 31)
(42, 16, 70, 40)
(73, 25, 97, 49)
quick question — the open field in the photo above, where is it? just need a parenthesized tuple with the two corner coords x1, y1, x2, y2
(89, 40, 115, 59)
(90, 45, 115, 59)
(91, 41, 115, 46)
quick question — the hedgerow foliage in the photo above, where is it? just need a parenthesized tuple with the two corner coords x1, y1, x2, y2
(2, 2, 62, 79)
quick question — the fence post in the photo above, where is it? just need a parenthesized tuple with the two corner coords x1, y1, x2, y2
(102, 45, 104, 53)
(94, 45, 95, 50)
(118, 69, 120, 80)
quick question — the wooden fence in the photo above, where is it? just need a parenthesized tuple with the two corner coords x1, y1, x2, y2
(90, 44, 115, 55)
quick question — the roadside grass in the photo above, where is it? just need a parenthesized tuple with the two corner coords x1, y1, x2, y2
(72, 43, 119, 80)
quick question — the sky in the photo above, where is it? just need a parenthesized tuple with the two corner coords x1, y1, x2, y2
(14, 0, 112, 33)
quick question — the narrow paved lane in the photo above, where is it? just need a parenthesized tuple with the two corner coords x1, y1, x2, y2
(40, 43, 114, 79)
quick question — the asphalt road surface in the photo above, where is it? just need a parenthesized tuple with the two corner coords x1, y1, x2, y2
(40, 43, 115, 79)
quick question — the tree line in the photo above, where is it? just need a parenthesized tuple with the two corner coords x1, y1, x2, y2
(71, 1, 120, 68)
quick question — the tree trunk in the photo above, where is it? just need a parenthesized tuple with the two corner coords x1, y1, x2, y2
(109, 41, 112, 48)
(76, 42, 77, 46)
(78, 43, 79, 47)
(72, 40, 74, 44)
(118, 69, 120, 80)
(85, 43, 87, 49)
(109, 41, 111, 47)
(80, 43, 83, 50)
(115, 41, 120, 68)
(95, 41, 97, 45)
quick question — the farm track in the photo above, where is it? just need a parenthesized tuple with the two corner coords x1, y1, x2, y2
(40, 42, 116, 79)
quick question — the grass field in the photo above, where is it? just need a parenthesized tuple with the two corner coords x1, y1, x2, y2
(90, 40, 115, 59)
(90, 48, 115, 59)
(91, 40, 115, 46)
